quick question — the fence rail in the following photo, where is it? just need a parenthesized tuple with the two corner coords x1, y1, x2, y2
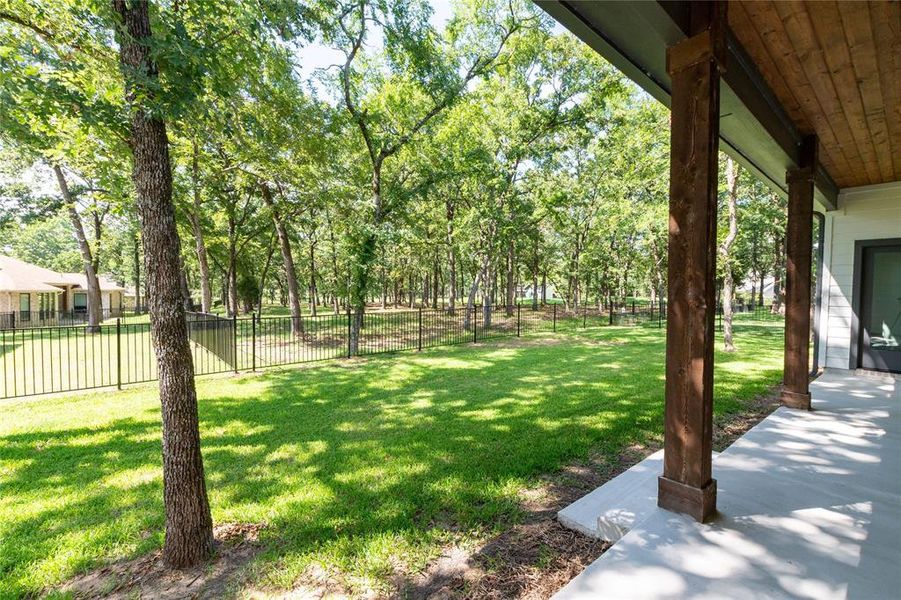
(0, 308, 145, 330)
(2, 300, 776, 400)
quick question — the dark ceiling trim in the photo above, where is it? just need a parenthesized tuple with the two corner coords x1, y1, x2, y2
(550, 0, 673, 105)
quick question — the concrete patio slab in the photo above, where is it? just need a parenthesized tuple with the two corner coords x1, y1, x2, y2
(553, 371, 901, 600)
(558, 449, 720, 542)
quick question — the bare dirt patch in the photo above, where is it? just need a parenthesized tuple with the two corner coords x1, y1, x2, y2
(58, 522, 265, 599)
(713, 388, 781, 451)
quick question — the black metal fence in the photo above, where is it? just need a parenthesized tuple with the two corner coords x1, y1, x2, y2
(0, 302, 670, 399)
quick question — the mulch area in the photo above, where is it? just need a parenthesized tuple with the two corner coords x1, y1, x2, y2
(59, 523, 265, 599)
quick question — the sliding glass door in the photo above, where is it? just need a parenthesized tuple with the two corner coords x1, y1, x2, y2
(858, 242, 901, 373)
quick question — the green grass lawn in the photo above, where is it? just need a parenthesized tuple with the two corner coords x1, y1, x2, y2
(0, 320, 784, 597)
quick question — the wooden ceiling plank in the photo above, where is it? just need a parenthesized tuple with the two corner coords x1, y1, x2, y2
(810, 1, 883, 185)
(773, 0, 871, 187)
(728, 3, 807, 130)
(747, 0, 857, 186)
(730, 1, 848, 186)
(838, 2, 894, 183)
(870, 1, 901, 181)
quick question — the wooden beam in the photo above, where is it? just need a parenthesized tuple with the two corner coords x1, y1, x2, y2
(782, 135, 817, 410)
(657, 1, 726, 524)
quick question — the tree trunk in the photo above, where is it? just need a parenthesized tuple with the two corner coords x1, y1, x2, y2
(190, 139, 213, 312)
(483, 265, 494, 328)
(323, 207, 341, 314)
(91, 210, 103, 273)
(54, 165, 103, 331)
(538, 270, 544, 305)
(446, 200, 456, 313)
(505, 241, 514, 316)
(758, 271, 765, 307)
(134, 235, 141, 312)
(257, 235, 276, 314)
(772, 234, 785, 314)
(463, 258, 488, 331)
(720, 158, 740, 351)
(179, 256, 193, 311)
(432, 256, 439, 309)
(261, 184, 303, 335)
(227, 215, 238, 317)
(113, 0, 213, 568)
(309, 240, 318, 317)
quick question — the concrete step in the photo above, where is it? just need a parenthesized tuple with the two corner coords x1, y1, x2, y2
(558, 449, 720, 542)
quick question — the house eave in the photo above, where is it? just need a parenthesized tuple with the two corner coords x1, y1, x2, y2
(535, 0, 839, 210)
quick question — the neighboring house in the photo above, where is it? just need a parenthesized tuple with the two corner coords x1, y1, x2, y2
(522, 282, 557, 301)
(0, 255, 126, 325)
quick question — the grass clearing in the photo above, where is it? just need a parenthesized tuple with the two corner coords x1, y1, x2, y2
(0, 319, 784, 597)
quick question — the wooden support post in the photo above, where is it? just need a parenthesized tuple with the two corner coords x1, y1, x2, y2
(782, 136, 817, 410)
(658, 1, 726, 524)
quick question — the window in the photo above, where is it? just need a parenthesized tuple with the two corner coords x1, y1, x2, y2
(73, 292, 88, 313)
(38, 293, 56, 319)
(19, 294, 31, 322)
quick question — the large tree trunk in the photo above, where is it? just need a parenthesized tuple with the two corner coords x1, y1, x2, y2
(54, 166, 103, 331)
(113, 0, 213, 568)
(720, 158, 740, 351)
(261, 184, 303, 335)
(190, 139, 213, 312)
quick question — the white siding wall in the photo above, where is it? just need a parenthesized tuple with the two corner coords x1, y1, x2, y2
(820, 183, 901, 370)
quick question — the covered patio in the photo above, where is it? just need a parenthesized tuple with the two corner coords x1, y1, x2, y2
(555, 371, 900, 599)
(533, 0, 900, 596)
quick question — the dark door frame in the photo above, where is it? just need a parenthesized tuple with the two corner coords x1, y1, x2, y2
(849, 237, 901, 372)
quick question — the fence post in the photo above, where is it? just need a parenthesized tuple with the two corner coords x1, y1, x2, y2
(10, 312, 14, 330)
(116, 318, 122, 390)
(608, 300, 614, 326)
(583, 306, 587, 328)
(517, 303, 521, 337)
(632, 301, 636, 314)
(418, 306, 423, 351)
(346, 306, 352, 358)
(473, 305, 478, 343)
(232, 314, 238, 373)
(251, 314, 257, 372)
(553, 303, 557, 332)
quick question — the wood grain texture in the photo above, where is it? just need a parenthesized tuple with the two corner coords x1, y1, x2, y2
(729, 1, 900, 188)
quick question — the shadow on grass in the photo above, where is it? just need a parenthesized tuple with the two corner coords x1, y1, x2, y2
(0, 324, 784, 596)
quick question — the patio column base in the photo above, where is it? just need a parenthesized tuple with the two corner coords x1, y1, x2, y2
(658, 476, 717, 523)
(782, 389, 811, 410)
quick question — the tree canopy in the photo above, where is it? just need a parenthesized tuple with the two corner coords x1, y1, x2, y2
(0, 0, 788, 319)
